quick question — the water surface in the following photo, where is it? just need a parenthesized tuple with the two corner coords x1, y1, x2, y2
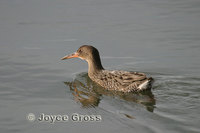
(0, 0, 200, 133)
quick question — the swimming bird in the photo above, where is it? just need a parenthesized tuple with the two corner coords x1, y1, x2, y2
(61, 45, 154, 92)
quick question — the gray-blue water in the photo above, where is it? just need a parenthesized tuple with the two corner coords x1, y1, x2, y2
(0, 0, 200, 132)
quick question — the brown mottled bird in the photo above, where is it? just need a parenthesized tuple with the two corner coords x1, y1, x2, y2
(61, 45, 154, 92)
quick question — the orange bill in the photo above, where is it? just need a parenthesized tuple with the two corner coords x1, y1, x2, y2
(61, 52, 79, 60)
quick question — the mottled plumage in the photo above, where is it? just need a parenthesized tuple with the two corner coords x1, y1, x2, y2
(89, 70, 153, 92)
(62, 45, 154, 92)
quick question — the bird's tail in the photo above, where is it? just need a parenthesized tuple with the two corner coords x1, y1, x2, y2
(138, 77, 154, 91)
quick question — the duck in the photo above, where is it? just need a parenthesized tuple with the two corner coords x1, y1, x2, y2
(61, 45, 154, 92)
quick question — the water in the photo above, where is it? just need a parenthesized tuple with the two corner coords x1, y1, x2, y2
(0, 0, 200, 132)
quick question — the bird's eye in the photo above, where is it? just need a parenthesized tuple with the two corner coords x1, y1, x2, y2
(78, 49, 82, 53)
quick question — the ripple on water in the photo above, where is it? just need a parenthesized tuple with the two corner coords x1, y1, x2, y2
(153, 73, 200, 132)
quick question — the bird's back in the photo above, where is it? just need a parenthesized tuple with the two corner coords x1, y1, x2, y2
(89, 70, 153, 92)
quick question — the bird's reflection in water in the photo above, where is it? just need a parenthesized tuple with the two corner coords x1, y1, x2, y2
(64, 73, 156, 112)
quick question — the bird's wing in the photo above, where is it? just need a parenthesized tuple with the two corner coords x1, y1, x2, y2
(110, 71, 147, 86)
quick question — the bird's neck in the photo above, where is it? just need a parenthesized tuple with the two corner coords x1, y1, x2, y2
(87, 58, 104, 76)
